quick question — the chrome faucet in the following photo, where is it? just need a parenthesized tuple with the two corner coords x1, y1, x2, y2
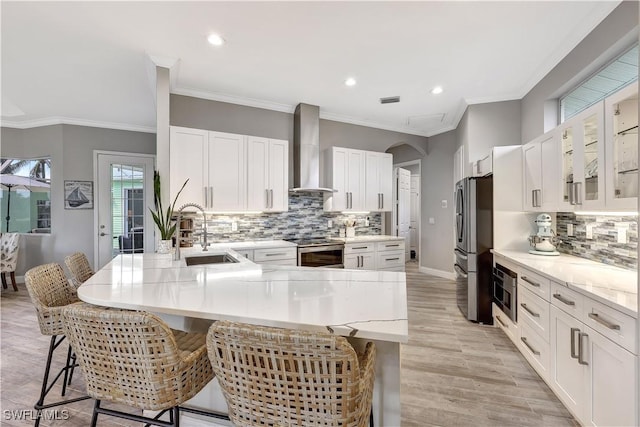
(174, 203, 208, 260)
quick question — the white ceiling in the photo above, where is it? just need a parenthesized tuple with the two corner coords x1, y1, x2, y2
(1, 1, 621, 137)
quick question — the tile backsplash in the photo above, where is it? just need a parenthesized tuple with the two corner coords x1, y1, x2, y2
(188, 193, 382, 242)
(555, 212, 638, 270)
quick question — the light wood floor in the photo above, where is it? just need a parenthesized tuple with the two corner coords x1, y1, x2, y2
(1, 263, 577, 426)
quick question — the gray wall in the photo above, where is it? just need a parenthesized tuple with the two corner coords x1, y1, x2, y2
(386, 144, 424, 165)
(1, 125, 155, 276)
(422, 131, 457, 273)
(521, 1, 639, 142)
(456, 100, 522, 175)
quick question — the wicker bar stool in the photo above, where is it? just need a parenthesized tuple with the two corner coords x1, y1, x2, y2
(206, 321, 376, 427)
(24, 263, 90, 427)
(64, 252, 94, 288)
(63, 303, 215, 427)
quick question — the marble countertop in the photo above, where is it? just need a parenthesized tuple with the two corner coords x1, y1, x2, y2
(331, 235, 405, 243)
(78, 250, 408, 343)
(201, 240, 297, 250)
(493, 249, 638, 317)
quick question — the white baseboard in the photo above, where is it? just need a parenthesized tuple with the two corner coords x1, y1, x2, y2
(418, 266, 456, 281)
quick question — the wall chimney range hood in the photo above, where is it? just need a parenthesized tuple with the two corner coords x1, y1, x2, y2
(290, 103, 336, 193)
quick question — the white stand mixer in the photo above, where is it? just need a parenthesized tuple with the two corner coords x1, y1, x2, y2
(528, 213, 560, 256)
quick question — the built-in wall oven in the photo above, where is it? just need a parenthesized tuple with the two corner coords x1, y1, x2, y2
(493, 262, 518, 322)
(287, 238, 344, 268)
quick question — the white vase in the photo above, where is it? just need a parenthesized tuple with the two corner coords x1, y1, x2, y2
(157, 239, 172, 254)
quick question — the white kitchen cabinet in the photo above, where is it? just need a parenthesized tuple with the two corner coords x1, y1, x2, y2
(558, 103, 606, 211)
(344, 253, 376, 270)
(471, 153, 492, 177)
(365, 152, 393, 212)
(343, 239, 405, 271)
(170, 126, 209, 208)
(247, 136, 289, 212)
(550, 305, 586, 419)
(170, 126, 289, 213)
(522, 131, 558, 211)
(584, 323, 637, 427)
(605, 82, 638, 210)
(324, 147, 366, 212)
(208, 131, 246, 212)
(253, 247, 297, 266)
(493, 302, 519, 344)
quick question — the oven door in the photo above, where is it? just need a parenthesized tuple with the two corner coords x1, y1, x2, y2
(493, 270, 516, 322)
(298, 245, 344, 268)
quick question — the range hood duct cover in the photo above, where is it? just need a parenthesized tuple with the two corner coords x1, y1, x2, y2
(291, 103, 336, 193)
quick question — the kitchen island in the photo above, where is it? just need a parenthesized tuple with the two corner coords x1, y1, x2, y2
(78, 248, 408, 426)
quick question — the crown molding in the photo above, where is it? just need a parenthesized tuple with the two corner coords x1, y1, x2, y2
(172, 87, 295, 114)
(1, 117, 156, 134)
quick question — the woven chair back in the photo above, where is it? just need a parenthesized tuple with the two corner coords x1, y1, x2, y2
(207, 320, 368, 427)
(24, 263, 79, 335)
(64, 252, 94, 287)
(63, 304, 191, 410)
(0, 233, 20, 272)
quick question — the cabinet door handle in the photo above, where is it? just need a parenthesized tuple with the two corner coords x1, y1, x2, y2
(520, 303, 540, 318)
(265, 189, 270, 209)
(570, 327, 580, 359)
(531, 190, 536, 208)
(553, 293, 575, 306)
(520, 337, 540, 355)
(204, 187, 208, 208)
(270, 189, 274, 208)
(575, 182, 582, 205)
(537, 189, 542, 207)
(381, 193, 384, 209)
(495, 315, 507, 328)
(588, 312, 621, 330)
(265, 253, 286, 257)
(386, 244, 400, 248)
(353, 246, 368, 250)
(521, 276, 540, 287)
(386, 257, 400, 261)
(570, 182, 576, 205)
(210, 187, 214, 208)
(578, 332, 589, 365)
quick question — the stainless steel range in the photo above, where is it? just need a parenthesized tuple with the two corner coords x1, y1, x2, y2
(287, 238, 344, 268)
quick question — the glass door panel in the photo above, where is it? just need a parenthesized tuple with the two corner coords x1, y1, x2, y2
(582, 114, 599, 201)
(561, 127, 574, 204)
(612, 95, 638, 200)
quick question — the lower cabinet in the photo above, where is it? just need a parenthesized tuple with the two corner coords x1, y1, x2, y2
(493, 303, 519, 343)
(550, 305, 638, 426)
(343, 240, 405, 271)
(231, 246, 297, 266)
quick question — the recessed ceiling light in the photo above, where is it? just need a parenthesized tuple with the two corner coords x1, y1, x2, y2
(207, 33, 225, 46)
(431, 86, 443, 95)
(345, 77, 357, 87)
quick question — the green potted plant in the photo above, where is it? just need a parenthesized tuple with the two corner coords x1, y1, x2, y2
(150, 171, 188, 254)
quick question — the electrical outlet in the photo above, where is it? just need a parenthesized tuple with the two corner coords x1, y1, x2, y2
(327, 219, 333, 228)
(618, 227, 628, 243)
(586, 223, 594, 239)
(567, 223, 574, 236)
(364, 216, 370, 227)
(231, 221, 238, 232)
(441, 200, 448, 209)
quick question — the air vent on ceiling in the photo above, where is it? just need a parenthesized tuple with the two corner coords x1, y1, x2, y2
(380, 96, 400, 104)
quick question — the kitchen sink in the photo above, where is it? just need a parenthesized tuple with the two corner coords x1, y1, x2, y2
(185, 254, 239, 266)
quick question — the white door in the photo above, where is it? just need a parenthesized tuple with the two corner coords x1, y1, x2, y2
(396, 168, 411, 261)
(410, 175, 420, 259)
(347, 149, 365, 210)
(209, 132, 246, 211)
(169, 126, 207, 208)
(246, 136, 269, 211)
(267, 139, 288, 212)
(523, 141, 541, 211)
(95, 152, 155, 269)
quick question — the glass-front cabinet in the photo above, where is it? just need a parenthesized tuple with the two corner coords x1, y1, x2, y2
(605, 82, 638, 210)
(557, 102, 605, 211)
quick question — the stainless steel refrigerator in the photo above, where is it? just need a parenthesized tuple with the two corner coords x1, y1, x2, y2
(454, 176, 493, 323)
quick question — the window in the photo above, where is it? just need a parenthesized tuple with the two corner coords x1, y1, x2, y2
(0, 157, 51, 233)
(560, 44, 638, 122)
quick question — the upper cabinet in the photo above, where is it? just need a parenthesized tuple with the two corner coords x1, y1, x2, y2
(605, 82, 638, 210)
(523, 131, 558, 212)
(324, 147, 392, 212)
(170, 126, 288, 213)
(246, 137, 289, 212)
(557, 103, 605, 211)
(365, 152, 393, 212)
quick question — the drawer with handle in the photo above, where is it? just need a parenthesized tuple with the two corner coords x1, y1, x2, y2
(253, 247, 297, 262)
(493, 302, 519, 344)
(518, 286, 550, 342)
(344, 243, 375, 254)
(518, 267, 550, 302)
(584, 298, 637, 354)
(376, 251, 404, 269)
(519, 321, 550, 379)
(376, 241, 405, 253)
(550, 280, 584, 318)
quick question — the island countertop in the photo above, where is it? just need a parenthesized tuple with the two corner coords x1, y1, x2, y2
(78, 250, 409, 343)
